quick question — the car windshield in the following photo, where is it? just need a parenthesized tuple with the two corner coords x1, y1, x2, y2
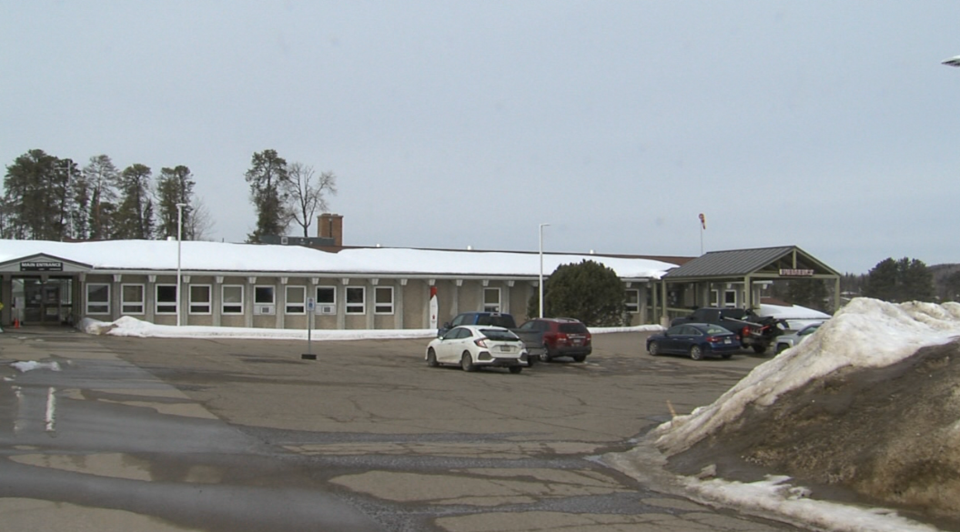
(480, 328, 519, 341)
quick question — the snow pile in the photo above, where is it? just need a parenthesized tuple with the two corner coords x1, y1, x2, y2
(79, 316, 662, 340)
(79, 317, 437, 340)
(11, 361, 61, 373)
(656, 298, 960, 455)
(681, 475, 941, 532)
(639, 298, 960, 529)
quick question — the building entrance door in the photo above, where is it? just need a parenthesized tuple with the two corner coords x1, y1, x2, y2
(17, 277, 73, 325)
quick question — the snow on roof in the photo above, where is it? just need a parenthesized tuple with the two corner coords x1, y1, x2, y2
(654, 297, 960, 456)
(0, 239, 678, 279)
(758, 303, 832, 330)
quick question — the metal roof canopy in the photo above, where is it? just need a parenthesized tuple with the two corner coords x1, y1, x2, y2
(659, 246, 841, 317)
(663, 245, 839, 280)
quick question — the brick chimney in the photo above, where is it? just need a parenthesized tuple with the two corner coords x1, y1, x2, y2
(318, 213, 343, 247)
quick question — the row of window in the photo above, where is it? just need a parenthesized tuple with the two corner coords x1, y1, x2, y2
(85, 283, 648, 317)
(85, 284, 397, 316)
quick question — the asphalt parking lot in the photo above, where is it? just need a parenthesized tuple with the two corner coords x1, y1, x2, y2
(0, 328, 805, 531)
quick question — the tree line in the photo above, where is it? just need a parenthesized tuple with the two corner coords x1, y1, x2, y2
(774, 256, 941, 313)
(0, 148, 336, 243)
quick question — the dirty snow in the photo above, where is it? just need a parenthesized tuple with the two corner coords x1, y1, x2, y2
(639, 298, 960, 532)
(10, 361, 61, 373)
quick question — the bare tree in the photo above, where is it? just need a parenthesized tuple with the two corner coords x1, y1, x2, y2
(286, 162, 337, 238)
(186, 197, 215, 241)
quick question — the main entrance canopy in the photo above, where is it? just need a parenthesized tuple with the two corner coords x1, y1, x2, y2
(0, 253, 90, 325)
(659, 245, 841, 323)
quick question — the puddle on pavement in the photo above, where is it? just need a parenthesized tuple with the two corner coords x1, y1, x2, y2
(0, 355, 385, 532)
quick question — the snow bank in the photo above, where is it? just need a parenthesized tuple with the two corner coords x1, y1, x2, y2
(683, 475, 940, 532)
(79, 316, 661, 340)
(655, 298, 960, 455)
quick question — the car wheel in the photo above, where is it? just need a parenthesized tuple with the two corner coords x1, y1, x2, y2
(648, 342, 660, 356)
(572, 354, 586, 363)
(426, 348, 439, 367)
(509, 366, 522, 374)
(689, 345, 704, 361)
(539, 345, 551, 362)
(460, 352, 476, 372)
(776, 343, 788, 354)
(752, 345, 767, 355)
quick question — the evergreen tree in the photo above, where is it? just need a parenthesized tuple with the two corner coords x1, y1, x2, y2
(115, 163, 155, 239)
(864, 258, 899, 301)
(244, 149, 289, 242)
(156, 165, 195, 239)
(528, 260, 626, 326)
(82, 154, 120, 240)
(944, 271, 960, 302)
(69, 162, 92, 239)
(2, 149, 72, 240)
(786, 278, 829, 312)
(0, 196, 8, 238)
(864, 257, 935, 303)
(50, 157, 76, 240)
(899, 257, 935, 302)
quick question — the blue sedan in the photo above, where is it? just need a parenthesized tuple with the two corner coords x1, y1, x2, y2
(646, 323, 740, 360)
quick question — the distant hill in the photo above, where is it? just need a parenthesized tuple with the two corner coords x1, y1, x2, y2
(928, 263, 959, 301)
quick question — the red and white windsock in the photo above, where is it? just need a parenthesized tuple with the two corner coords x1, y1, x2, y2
(699, 213, 706, 230)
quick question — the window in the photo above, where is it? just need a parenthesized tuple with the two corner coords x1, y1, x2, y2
(156, 284, 178, 314)
(316, 286, 336, 305)
(255, 286, 275, 304)
(121, 284, 144, 314)
(710, 289, 720, 307)
(222, 285, 243, 314)
(625, 289, 640, 313)
(285, 285, 306, 314)
(189, 285, 211, 314)
(483, 287, 500, 312)
(346, 286, 365, 314)
(374, 286, 394, 314)
(86, 284, 110, 315)
(724, 290, 737, 307)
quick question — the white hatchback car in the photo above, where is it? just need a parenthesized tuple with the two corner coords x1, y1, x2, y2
(426, 325, 528, 373)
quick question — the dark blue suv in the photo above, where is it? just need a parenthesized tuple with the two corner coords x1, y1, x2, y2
(438, 312, 518, 337)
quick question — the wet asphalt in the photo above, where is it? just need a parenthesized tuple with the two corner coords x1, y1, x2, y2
(0, 327, 806, 531)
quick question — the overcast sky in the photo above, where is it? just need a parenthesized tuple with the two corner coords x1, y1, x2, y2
(3, 1, 960, 274)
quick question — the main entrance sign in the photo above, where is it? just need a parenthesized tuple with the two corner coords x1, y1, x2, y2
(20, 261, 64, 272)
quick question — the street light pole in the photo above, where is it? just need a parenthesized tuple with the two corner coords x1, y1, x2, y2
(176, 203, 187, 327)
(539, 223, 550, 318)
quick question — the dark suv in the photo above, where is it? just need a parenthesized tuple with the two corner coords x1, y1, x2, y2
(438, 312, 518, 337)
(516, 317, 592, 362)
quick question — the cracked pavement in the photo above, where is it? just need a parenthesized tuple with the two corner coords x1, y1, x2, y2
(0, 328, 806, 531)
